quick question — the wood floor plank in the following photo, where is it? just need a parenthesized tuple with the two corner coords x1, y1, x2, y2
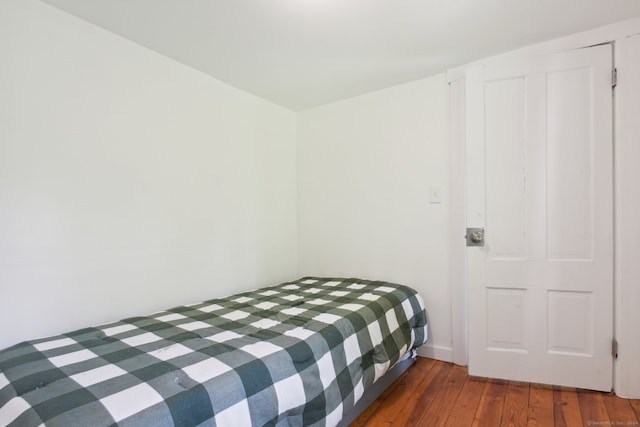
(350, 362, 424, 427)
(349, 371, 406, 427)
(387, 362, 452, 426)
(603, 393, 640, 425)
(350, 358, 640, 427)
(360, 358, 437, 426)
(578, 390, 611, 427)
(444, 376, 486, 427)
(553, 387, 583, 427)
(631, 399, 640, 421)
(527, 386, 554, 427)
(500, 382, 530, 427)
(471, 380, 508, 427)
(414, 364, 468, 426)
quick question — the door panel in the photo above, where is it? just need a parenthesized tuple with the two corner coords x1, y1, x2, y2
(466, 45, 613, 391)
(546, 67, 593, 260)
(484, 77, 526, 259)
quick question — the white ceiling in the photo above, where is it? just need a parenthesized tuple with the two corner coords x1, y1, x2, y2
(41, 0, 640, 111)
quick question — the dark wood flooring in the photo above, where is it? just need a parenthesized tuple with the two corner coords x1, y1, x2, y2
(351, 357, 640, 426)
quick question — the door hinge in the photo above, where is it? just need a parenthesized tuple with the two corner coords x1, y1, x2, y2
(612, 339, 618, 359)
(612, 68, 618, 88)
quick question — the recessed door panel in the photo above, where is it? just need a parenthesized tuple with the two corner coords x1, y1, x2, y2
(547, 290, 593, 356)
(485, 78, 526, 260)
(546, 68, 593, 261)
(486, 288, 528, 352)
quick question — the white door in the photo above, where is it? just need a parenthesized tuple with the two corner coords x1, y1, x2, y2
(466, 45, 614, 391)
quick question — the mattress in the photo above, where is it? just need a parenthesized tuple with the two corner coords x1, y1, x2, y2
(0, 277, 428, 426)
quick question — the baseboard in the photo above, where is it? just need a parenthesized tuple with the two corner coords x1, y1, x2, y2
(417, 344, 453, 362)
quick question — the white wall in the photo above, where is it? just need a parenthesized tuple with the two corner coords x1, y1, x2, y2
(0, 0, 298, 350)
(297, 75, 452, 360)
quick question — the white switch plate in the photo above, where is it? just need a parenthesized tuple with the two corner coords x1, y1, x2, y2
(429, 186, 442, 204)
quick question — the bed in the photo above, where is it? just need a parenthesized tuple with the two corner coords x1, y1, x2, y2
(0, 277, 428, 426)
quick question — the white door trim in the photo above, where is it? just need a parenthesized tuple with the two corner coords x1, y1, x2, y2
(613, 34, 640, 399)
(448, 76, 468, 366)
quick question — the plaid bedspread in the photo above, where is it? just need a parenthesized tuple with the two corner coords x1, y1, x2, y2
(0, 277, 427, 426)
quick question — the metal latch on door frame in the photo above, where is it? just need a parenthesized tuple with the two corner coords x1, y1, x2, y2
(466, 228, 485, 247)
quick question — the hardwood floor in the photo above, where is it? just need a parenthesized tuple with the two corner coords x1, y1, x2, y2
(351, 358, 640, 427)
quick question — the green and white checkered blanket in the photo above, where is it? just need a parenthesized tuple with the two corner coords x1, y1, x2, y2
(0, 277, 427, 426)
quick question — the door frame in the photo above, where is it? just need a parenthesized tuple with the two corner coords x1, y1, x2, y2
(447, 76, 468, 366)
